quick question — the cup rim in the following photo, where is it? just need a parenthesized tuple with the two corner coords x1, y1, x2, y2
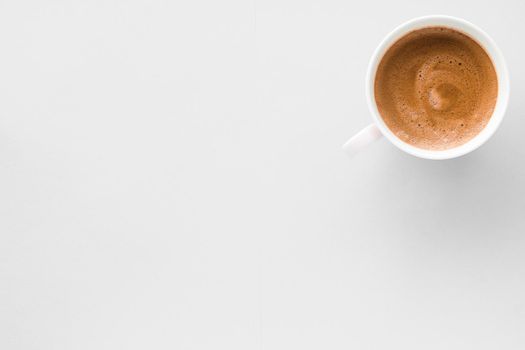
(366, 15, 510, 160)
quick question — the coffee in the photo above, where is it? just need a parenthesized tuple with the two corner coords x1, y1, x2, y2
(374, 27, 497, 150)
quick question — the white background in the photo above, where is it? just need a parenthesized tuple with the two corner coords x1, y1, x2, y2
(1, 0, 524, 349)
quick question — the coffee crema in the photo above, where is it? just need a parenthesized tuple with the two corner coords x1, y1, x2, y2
(374, 27, 498, 150)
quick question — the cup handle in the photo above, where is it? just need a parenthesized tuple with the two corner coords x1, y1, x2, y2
(342, 124, 383, 157)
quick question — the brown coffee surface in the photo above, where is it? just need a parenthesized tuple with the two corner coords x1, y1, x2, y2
(374, 27, 498, 150)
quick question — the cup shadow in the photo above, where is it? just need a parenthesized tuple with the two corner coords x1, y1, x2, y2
(360, 121, 525, 256)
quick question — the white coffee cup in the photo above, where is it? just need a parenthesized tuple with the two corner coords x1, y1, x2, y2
(343, 15, 509, 160)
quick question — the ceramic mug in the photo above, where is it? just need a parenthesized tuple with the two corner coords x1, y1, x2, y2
(342, 15, 509, 160)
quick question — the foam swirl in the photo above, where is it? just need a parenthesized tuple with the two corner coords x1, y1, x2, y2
(375, 27, 497, 150)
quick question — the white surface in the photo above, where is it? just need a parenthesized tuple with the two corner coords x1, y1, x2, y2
(1, 1, 525, 349)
